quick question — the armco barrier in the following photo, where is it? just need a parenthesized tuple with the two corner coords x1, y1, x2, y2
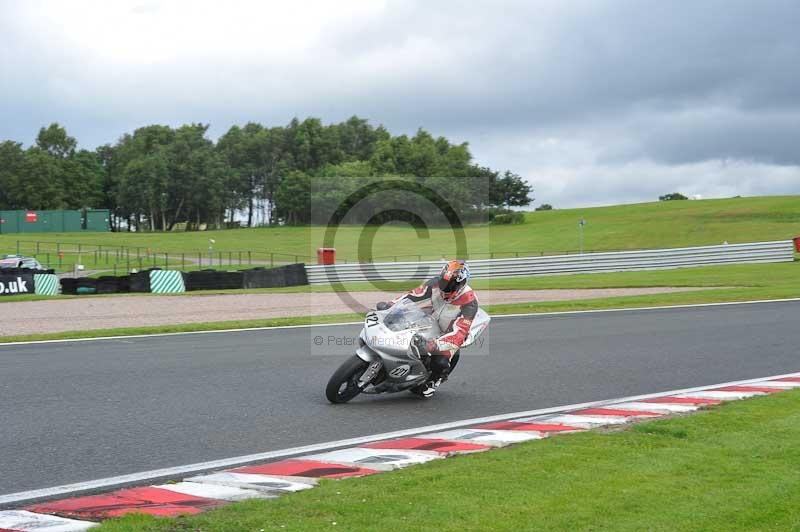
(305, 240, 795, 284)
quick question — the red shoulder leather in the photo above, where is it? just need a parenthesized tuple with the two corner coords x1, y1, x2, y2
(448, 288, 476, 306)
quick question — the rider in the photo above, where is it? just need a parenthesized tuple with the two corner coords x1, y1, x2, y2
(377, 260, 478, 397)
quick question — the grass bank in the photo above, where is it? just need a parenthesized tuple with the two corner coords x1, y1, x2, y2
(96, 389, 800, 531)
(1, 196, 798, 266)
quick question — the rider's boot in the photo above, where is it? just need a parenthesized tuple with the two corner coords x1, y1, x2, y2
(418, 355, 451, 397)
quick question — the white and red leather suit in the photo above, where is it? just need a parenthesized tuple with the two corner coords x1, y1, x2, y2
(393, 277, 479, 359)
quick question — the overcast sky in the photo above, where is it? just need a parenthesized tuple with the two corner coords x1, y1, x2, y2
(1, 0, 798, 207)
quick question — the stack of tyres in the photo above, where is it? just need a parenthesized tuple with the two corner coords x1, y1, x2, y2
(242, 263, 308, 288)
(130, 270, 156, 292)
(95, 276, 124, 294)
(59, 277, 99, 295)
(184, 270, 244, 291)
(59, 277, 78, 295)
(61, 275, 131, 294)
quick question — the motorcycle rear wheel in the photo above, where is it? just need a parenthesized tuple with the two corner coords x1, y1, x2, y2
(326, 355, 370, 404)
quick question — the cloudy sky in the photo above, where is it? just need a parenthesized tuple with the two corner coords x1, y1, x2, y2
(1, 0, 798, 207)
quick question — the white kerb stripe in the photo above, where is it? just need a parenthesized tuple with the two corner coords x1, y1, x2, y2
(747, 381, 800, 388)
(423, 429, 543, 445)
(185, 472, 315, 492)
(153, 482, 266, 501)
(0, 510, 96, 531)
(676, 391, 765, 400)
(520, 414, 631, 426)
(304, 448, 442, 470)
(607, 402, 698, 413)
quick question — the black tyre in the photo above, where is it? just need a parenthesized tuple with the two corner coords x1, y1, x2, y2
(326, 356, 370, 404)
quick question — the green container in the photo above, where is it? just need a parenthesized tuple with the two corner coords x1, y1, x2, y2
(85, 210, 111, 232)
(63, 210, 82, 232)
(0, 209, 111, 234)
(0, 211, 20, 234)
(20, 210, 58, 233)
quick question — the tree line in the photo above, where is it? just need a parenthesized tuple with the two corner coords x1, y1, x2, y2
(0, 117, 532, 230)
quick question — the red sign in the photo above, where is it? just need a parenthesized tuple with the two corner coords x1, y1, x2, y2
(25, 211, 37, 223)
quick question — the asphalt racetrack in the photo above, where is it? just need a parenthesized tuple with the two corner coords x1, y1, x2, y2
(1, 300, 798, 495)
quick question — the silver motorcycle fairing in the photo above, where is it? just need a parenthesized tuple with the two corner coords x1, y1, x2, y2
(355, 344, 380, 363)
(462, 308, 491, 348)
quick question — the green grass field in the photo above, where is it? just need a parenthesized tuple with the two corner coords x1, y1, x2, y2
(95, 389, 800, 531)
(1, 196, 798, 272)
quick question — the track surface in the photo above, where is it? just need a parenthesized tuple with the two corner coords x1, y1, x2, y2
(1, 300, 798, 495)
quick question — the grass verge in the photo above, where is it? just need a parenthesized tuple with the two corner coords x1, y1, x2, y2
(95, 389, 800, 531)
(0, 314, 363, 343)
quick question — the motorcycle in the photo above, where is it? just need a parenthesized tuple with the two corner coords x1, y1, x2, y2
(325, 298, 491, 403)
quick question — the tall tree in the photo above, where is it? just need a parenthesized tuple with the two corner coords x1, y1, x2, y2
(274, 170, 311, 225)
(16, 148, 66, 209)
(35, 123, 77, 159)
(491, 171, 533, 209)
(0, 141, 25, 209)
(61, 150, 104, 209)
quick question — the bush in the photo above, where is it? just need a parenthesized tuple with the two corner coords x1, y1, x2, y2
(659, 192, 688, 201)
(490, 212, 525, 225)
(535, 204, 554, 211)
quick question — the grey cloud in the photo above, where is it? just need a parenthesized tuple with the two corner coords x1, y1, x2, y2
(0, 0, 798, 206)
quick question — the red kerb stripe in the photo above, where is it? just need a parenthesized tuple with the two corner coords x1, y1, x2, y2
(640, 396, 721, 405)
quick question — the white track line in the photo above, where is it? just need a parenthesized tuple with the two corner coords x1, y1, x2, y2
(3, 297, 799, 347)
(492, 297, 800, 320)
(2, 369, 797, 506)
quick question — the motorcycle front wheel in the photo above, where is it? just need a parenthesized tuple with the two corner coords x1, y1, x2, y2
(325, 355, 370, 404)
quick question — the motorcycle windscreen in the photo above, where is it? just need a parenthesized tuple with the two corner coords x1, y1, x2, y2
(383, 299, 435, 332)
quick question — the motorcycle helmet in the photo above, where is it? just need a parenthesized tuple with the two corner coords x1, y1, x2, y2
(438, 260, 470, 299)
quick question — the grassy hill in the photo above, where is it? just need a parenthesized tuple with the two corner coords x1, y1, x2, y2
(1, 196, 797, 267)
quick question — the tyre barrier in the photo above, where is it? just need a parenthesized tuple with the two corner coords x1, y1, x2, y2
(95, 276, 128, 294)
(183, 264, 309, 291)
(184, 270, 244, 291)
(242, 263, 308, 288)
(130, 270, 156, 292)
(49, 264, 309, 296)
(60, 277, 100, 295)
